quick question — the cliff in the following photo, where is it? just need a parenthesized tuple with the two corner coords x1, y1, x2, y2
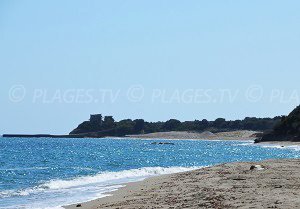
(258, 105, 300, 142)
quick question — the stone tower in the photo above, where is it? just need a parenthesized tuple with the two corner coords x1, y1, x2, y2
(89, 114, 102, 125)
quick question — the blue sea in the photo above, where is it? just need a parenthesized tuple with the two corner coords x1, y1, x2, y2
(0, 137, 300, 209)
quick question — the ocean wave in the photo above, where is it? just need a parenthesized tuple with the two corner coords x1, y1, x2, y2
(0, 187, 44, 198)
(0, 166, 201, 198)
(69, 167, 98, 171)
(41, 166, 201, 190)
(259, 144, 300, 151)
(234, 141, 300, 151)
(234, 141, 254, 146)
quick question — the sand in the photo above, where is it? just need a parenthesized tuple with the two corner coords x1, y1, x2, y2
(64, 159, 300, 209)
(126, 130, 258, 140)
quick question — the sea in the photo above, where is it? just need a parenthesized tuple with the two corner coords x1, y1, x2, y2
(0, 137, 299, 209)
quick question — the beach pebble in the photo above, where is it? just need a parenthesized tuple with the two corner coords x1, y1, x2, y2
(76, 204, 82, 207)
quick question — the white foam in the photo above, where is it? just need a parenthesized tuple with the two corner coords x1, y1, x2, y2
(0, 187, 44, 198)
(0, 165, 201, 208)
(0, 167, 194, 198)
(259, 144, 300, 151)
(41, 166, 200, 190)
(235, 141, 254, 146)
(234, 141, 300, 151)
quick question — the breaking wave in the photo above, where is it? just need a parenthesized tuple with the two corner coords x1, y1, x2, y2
(0, 166, 201, 199)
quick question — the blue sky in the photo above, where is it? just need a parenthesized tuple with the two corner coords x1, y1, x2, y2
(1, 0, 300, 134)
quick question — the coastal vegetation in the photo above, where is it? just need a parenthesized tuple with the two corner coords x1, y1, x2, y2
(70, 114, 282, 137)
(259, 105, 300, 142)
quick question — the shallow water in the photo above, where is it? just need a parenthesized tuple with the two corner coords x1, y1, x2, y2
(0, 137, 299, 209)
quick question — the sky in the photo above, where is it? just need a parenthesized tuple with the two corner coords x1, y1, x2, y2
(0, 0, 300, 134)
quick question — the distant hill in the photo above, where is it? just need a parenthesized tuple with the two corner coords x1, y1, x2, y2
(70, 114, 282, 138)
(259, 105, 300, 142)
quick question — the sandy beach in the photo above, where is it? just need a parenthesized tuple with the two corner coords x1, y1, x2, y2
(126, 130, 258, 140)
(65, 159, 300, 209)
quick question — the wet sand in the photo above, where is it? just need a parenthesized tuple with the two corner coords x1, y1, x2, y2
(65, 159, 300, 209)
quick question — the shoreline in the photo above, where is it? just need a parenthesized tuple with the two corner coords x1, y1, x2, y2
(65, 158, 300, 209)
(62, 140, 300, 209)
(2, 130, 259, 140)
(125, 130, 258, 141)
(259, 141, 300, 146)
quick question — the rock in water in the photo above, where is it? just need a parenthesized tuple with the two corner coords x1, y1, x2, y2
(151, 142, 175, 145)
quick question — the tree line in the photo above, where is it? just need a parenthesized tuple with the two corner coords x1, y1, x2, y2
(70, 114, 282, 137)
